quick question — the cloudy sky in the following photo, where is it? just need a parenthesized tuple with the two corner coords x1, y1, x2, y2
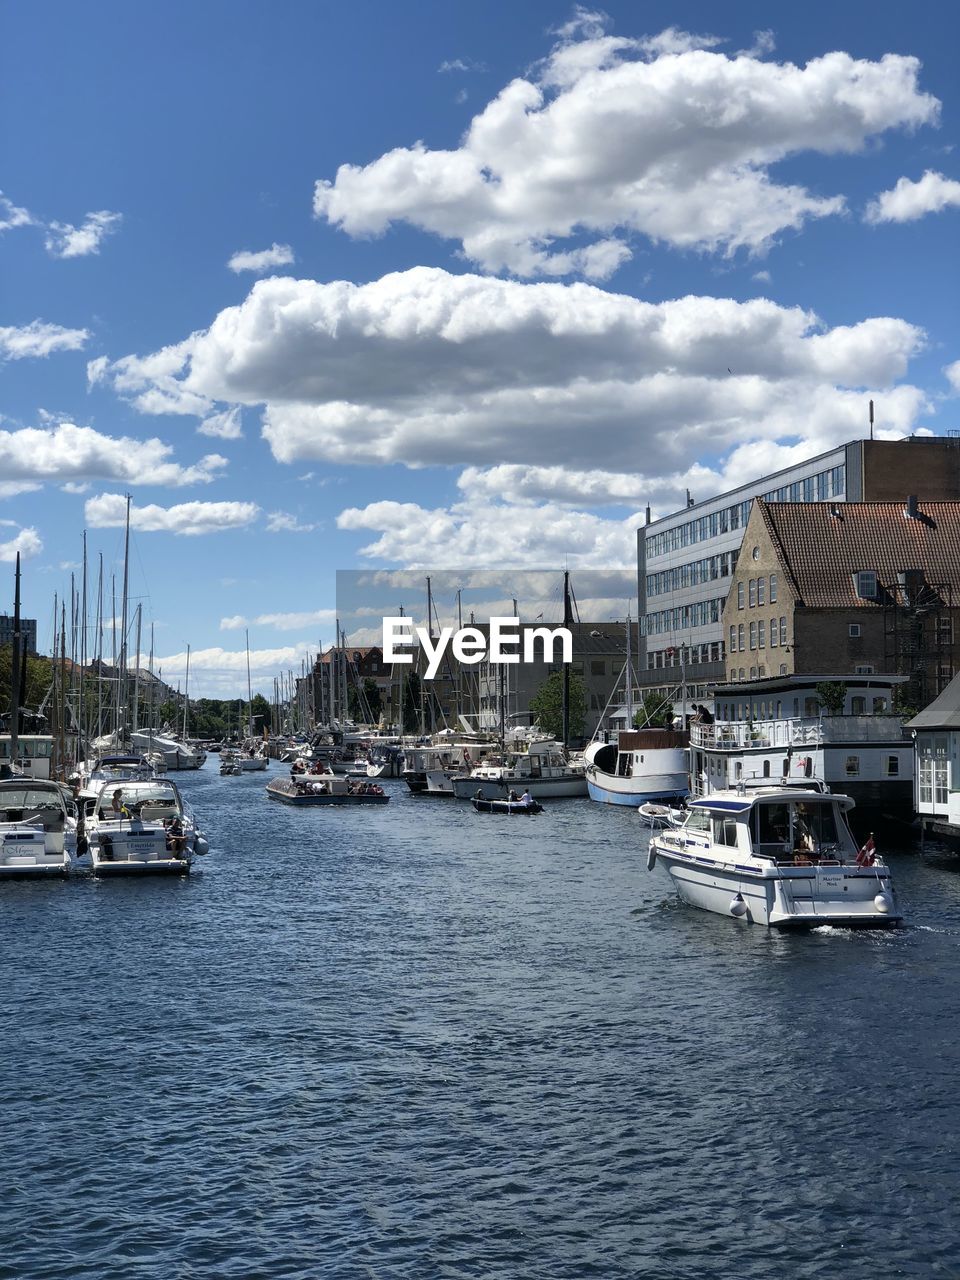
(3, 1, 958, 695)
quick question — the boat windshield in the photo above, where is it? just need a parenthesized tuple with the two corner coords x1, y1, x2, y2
(0, 787, 64, 814)
(753, 799, 842, 860)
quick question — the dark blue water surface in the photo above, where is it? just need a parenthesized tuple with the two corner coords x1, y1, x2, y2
(3, 760, 960, 1279)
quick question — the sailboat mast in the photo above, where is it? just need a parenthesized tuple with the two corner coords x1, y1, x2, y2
(183, 644, 191, 739)
(118, 493, 131, 740)
(9, 552, 22, 768)
(245, 630, 253, 735)
(625, 610, 634, 728)
(562, 569, 571, 748)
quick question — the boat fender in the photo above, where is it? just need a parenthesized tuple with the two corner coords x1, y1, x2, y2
(195, 834, 210, 856)
(873, 890, 893, 914)
(646, 844, 657, 872)
(730, 892, 748, 918)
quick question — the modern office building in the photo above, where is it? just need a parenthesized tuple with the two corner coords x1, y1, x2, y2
(0, 614, 37, 656)
(637, 435, 960, 702)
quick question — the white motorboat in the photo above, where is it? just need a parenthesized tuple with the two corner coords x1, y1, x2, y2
(584, 729, 689, 807)
(82, 777, 209, 875)
(648, 785, 901, 929)
(219, 749, 243, 776)
(0, 777, 77, 878)
(451, 738, 587, 800)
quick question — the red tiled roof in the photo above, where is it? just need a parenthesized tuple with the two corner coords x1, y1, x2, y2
(758, 500, 960, 608)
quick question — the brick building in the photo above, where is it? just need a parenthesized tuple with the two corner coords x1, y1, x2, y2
(723, 497, 960, 708)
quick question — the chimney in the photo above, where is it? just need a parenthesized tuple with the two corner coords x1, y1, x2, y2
(686, 489, 694, 508)
(645, 504, 652, 526)
(904, 495, 919, 520)
(830, 505, 844, 521)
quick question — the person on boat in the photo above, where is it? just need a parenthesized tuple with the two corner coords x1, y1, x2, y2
(519, 789, 534, 807)
(793, 805, 817, 858)
(165, 815, 187, 856)
(508, 790, 519, 803)
(110, 789, 129, 818)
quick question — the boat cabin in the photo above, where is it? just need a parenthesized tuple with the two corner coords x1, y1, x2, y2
(682, 790, 857, 865)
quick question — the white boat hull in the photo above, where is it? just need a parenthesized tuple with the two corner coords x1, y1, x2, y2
(652, 842, 900, 929)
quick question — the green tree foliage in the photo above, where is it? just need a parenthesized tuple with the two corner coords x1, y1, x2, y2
(348, 677, 382, 723)
(815, 681, 848, 717)
(632, 692, 675, 729)
(0, 645, 55, 727)
(249, 693, 272, 734)
(529, 670, 586, 741)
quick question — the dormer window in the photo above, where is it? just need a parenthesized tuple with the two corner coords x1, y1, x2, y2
(854, 571, 878, 600)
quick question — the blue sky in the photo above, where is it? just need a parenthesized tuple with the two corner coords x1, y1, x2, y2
(2, 1, 958, 695)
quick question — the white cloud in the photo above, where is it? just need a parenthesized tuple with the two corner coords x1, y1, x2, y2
(945, 360, 960, 394)
(0, 191, 36, 233)
(151, 643, 319, 697)
(0, 422, 228, 488)
(220, 608, 335, 631)
(227, 243, 295, 274)
(88, 342, 213, 417)
(338, 496, 641, 568)
(265, 510, 318, 533)
(865, 170, 960, 224)
(0, 527, 43, 561)
(98, 267, 929, 477)
(60, 481, 90, 494)
(219, 615, 248, 631)
(0, 482, 42, 499)
(314, 23, 938, 275)
(45, 210, 122, 258)
(0, 320, 90, 360)
(752, 269, 771, 284)
(197, 407, 243, 439)
(85, 493, 261, 536)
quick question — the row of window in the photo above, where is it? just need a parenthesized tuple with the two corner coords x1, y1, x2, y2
(728, 665, 787, 680)
(644, 597, 725, 635)
(646, 466, 846, 559)
(729, 618, 789, 652)
(716, 696, 890, 720)
(647, 642, 725, 670)
(736, 575, 778, 609)
(645, 551, 738, 599)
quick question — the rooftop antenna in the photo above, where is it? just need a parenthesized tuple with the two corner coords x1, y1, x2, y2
(869, 399, 874, 441)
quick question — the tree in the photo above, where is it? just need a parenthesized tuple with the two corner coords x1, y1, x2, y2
(250, 693, 272, 733)
(632, 692, 674, 729)
(529, 670, 586, 741)
(815, 681, 847, 717)
(348, 677, 382, 723)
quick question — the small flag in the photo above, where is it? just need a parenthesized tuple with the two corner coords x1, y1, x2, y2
(856, 835, 876, 867)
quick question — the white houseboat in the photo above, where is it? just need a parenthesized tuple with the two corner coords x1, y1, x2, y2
(688, 675, 913, 827)
(451, 738, 587, 800)
(648, 785, 901, 929)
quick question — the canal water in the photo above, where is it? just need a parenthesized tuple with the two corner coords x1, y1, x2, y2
(2, 759, 960, 1279)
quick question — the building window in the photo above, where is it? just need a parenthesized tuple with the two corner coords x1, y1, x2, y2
(855, 665, 875, 675)
(739, 667, 745, 680)
(779, 617, 787, 645)
(729, 625, 737, 653)
(782, 758, 789, 776)
(749, 579, 757, 607)
(591, 660, 606, 676)
(780, 664, 787, 675)
(758, 620, 766, 648)
(770, 622, 778, 648)
(758, 665, 765, 677)
(850, 696, 866, 714)
(845, 755, 860, 776)
(738, 582, 745, 609)
(758, 577, 766, 606)
(885, 755, 900, 777)
(873, 697, 888, 713)
(763, 760, 770, 777)
(769, 573, 777, 603)
(805, 757, 813, 778)
(750, 666, 758, 679)
(752, 546, 760, 561)
(849, 624, 861, 638)
(854, 571, 878, 600)
(738, 623, 745, 650)
(749, 622, 757, 650)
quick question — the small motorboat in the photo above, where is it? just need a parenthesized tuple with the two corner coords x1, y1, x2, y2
(638, 802, 686, 828)
(266, 776, 389, 806)
(471, 797, 544, 815)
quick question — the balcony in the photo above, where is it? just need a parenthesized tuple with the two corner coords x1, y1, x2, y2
(691, 715, 910, 751)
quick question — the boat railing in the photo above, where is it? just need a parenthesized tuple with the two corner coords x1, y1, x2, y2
(691, 714, 909, 751)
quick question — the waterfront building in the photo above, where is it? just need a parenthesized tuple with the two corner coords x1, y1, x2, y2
(722, 497, 960, 707)
(638, 436, 960, 702)
(908, 673, 960, 846)
(0, 614, 37, 655)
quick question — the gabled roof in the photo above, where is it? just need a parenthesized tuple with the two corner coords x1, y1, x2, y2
(757, 500, 960, 608)
(908, 673, 960, 730)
